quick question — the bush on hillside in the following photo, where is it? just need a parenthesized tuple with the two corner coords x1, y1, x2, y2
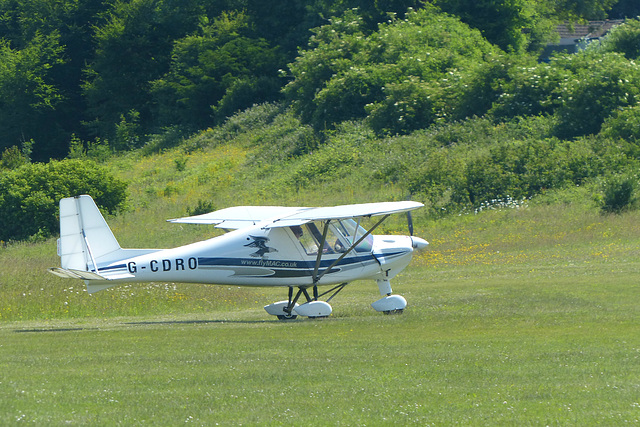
(600, 173, 638, 214)
(389, 131, 636, 216)
(553, 52, 640, 138)
(488, 61, 570, 121)
(600, 105, 640, 144)
(366, 77, 440, 136)
(0, 160, 127, 241)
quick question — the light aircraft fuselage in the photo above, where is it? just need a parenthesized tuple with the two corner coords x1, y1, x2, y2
(50, 195, 428, 319)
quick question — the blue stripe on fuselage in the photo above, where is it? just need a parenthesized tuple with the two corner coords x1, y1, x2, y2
(197, 254, 376, 270)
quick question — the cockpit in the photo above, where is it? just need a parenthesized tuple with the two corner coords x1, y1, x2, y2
(290, 219, 373, 256)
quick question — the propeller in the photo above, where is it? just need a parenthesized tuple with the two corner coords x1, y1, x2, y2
(406, 193, 428, 250)
(406, 193, 414, 236)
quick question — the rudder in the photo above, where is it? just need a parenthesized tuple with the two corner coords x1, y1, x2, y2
(58, 195, 121, 272)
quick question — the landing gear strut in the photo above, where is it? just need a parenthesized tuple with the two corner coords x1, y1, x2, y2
(264, 283, 348, 320)
(371, 279, 407, 314)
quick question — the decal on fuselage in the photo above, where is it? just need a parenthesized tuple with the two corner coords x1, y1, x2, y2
(244, 235, 277, 258)
(127, 257, 198, 274)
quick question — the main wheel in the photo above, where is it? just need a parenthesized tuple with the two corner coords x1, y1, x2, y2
(277, 313, 298, 321)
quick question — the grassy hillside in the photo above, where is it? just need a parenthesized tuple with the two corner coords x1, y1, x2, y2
(0, 103, 637, 321)
(2, 105, 640, 424)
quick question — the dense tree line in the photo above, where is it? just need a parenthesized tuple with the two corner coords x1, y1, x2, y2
(0, 0, 637, 161)
(1, 0, 640, 241)
(0, 0, 417, 160)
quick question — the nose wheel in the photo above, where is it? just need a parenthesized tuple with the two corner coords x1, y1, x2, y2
(372, 280, 407, 313)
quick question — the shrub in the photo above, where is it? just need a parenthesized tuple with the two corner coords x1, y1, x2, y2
(0, 145, 30, 170)
(397, 130, 637, 216)
(142, 126, 186, 155)
(405, 148, 470, 214)
(288, 121, 371, 187)
(600, 105, 640, 144)
(366, 77, 440, 136)
(601, 173, 637, 214)
(0, 159, 127, 241)
(489, 61, 570, 121)
(553, 52, 640, 138)
(187, 200, 216, 216)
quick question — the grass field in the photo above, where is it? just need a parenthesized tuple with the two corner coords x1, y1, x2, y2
(2, 202, 640, 425)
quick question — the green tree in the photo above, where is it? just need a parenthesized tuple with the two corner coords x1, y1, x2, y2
(600, 105, 640, 143)
(608, 0, 640, 19)
(488, 58, 570, 121)
(82, 0, 205, 139)
(598, 18, 640, 60)
(0, 33, 65, 157)
(151, 12, 284, 130)
(553, 51, 640, 138)
(552, 0, 618, 20)
(431, 0, 619, 53)
(285, 7, 500, 134)
(431, 0, 547, 52)
(601, 173, 637, 214)
(0, 159, 127, 241)
(284, 9, 370, 127)
(0, 0, 117, 159)
(244, 0, 423, 56)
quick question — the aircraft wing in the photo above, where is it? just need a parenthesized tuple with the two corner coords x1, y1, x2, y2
(267, 201, 423, 227)
(169, 201, 423, 229)
(280, 201, 423, 221)
(168, 206, 308, 228)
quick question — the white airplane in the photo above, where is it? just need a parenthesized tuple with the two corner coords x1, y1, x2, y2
(49, 195, 428, 320)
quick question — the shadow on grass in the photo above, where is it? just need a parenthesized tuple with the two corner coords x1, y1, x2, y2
(124, 319, 271, 326)
(12, 317, 296, 333)
(14, 327, 98, 333)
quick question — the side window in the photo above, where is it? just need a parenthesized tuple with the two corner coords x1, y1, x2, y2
(291, 225, 319, 255)
(290, 222, 349, 255)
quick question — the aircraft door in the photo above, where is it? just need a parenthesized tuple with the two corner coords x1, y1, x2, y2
(289, 221, 367, 282)
(290, 221, 343, 256)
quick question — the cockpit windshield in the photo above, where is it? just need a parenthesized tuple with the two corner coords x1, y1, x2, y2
(335, 219, 373, 253)
(289, 219, 373, 256)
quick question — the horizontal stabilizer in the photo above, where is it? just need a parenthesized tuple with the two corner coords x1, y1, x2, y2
(49, 267, 107, 281)
(49, 267, 135, 282)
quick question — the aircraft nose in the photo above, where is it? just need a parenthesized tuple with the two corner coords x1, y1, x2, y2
(411, 236, 429, 250)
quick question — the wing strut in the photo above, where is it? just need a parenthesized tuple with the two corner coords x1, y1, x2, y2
(311, 214, 390, 286)
(284, 213, 392, 316)
(311, 220, 332, 285)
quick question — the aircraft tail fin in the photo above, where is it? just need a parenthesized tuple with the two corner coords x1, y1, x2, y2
(57, 195, 122, 273)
